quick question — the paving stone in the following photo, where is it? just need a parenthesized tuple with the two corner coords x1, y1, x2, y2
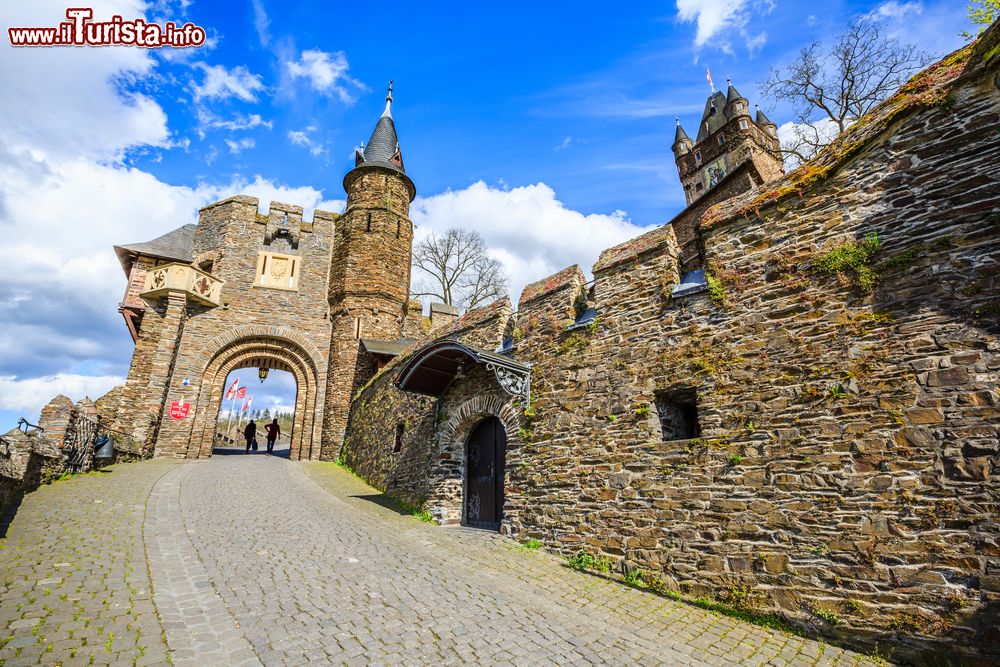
(1, 456, 879, 666)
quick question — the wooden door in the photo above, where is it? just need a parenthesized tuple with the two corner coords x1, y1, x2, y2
(465, 417, 506, 530)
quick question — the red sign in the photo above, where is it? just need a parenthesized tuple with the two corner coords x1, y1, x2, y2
(169, 400, 190, 420)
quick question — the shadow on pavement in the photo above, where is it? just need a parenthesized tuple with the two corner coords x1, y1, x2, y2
(350, 493, 415, 517)
(0, 494, 23, 538)
(212, 446, 290, 459)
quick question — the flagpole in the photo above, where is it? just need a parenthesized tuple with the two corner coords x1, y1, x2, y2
(225, 382, 239, 436)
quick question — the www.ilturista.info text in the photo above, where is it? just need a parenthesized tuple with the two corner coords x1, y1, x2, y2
(8, 8, 206, 48)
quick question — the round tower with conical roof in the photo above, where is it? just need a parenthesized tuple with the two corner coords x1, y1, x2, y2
(322, 82, 417, 458)
(724, 79, 750, 120)
(672, 118, 693, 157)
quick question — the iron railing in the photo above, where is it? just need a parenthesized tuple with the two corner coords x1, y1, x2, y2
(63, 414, 141, 471)
(17, 418, 43, 434)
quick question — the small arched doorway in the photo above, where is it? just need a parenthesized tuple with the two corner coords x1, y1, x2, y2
(464, 416, 507, 530)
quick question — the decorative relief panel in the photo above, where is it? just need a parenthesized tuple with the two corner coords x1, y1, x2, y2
(255, 251, 299, 291)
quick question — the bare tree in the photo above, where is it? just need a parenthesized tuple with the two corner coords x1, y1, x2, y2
(411, 228, 508, 310)
(761, 17, 931, 165)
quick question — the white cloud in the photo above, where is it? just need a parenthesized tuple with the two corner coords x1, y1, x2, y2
(191, 63, 265, 102)
(871, 1, 923, 19)
(287, 127, 325, 156)
(0, 374, 124, 413)
(676, 0, 750, 47)
(0, 0, 169, 161)
(285, 50, 365, 104)
(745, 31, 767, 55)
(410, 181, 645, 306)
(776, 118, 842, 169)
(225, 137, 256, 154)
(554, 136, 573, 151)
(251, 0, 271, 47)
(675, 0, 775, 54)
(197, 110, 273, 132)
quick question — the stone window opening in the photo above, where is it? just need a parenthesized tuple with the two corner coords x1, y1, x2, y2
(717, 134, 725, 146)
(655, 388, 700, 441)
(694, 150, 702, 163)
(393, 422, 405, 452)
(367, 212, 372, 232)
(739, 118, 749, 130)
(695, 181, 704, 192)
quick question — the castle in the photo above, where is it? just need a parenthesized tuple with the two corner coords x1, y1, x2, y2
(93, 28, 1000, 664)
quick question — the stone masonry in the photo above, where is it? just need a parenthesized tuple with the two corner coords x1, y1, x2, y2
(338, 28, 1000, 664)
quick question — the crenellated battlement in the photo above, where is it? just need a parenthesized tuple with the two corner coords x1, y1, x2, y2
(198, 195, 339, 228)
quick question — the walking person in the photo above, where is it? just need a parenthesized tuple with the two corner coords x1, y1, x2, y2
(264, 418, 281, 455)
(243, 420, 257, 453)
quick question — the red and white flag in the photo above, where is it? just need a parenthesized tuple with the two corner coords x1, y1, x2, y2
(241, 396, 252, 412)
(225, 378, 239, 400)
(236, 387, 247, 399)
(706, 67, 714, 92)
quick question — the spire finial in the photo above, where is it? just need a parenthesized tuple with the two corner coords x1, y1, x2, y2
(382, 79, 394, 117)
(675, 116, 680, 126)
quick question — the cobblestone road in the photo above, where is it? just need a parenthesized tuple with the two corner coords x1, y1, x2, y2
(1, 455, 879, 666)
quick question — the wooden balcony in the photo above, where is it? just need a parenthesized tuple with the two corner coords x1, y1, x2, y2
(140, 262, 223, 307)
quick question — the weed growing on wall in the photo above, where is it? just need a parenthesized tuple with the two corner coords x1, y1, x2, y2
(812, 232, 881, 292)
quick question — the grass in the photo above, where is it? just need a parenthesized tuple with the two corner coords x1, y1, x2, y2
(519, 539, 543, 551)
(815, 609, 841, 625)
(812, 233, 881, 292)
(706, 273, 725, 305)
(332, 456, 434, 523)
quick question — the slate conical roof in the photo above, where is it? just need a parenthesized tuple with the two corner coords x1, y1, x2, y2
(755, 105, 776, 127)
(672, 119, 692, 149)
(361, 104, 403, 167)
(344, 81, 416, 200)
(725, 79, 745, 105)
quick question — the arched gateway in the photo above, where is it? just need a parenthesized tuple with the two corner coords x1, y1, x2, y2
(187, 327, 325, 460)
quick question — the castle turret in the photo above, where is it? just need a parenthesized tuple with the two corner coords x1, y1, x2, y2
(755, 104, 778, 139)
(724, 79, 750, 119)
(672, 118, 693, 157)
(674, 79, 784, 205)
(322, 82, 416, 458)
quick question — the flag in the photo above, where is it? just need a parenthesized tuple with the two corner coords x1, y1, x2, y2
(706, 67, 714, 92)
(241, 396, 252, 412)
(225, 378, 239, 400)
(236, 387, 247, 399)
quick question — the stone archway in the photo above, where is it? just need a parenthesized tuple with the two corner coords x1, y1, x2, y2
(427, 395, 522, 526)
(187, 327, 326, 460)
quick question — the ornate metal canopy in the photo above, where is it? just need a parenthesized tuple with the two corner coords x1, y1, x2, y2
(393, 339, 531, 401)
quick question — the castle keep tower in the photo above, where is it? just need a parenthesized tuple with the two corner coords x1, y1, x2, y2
(672, 79, 783, 206)
(321, 83, 417, 458)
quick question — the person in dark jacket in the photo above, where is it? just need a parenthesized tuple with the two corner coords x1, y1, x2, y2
(243, 421, 257, 453)
(264, 419, 281, 455)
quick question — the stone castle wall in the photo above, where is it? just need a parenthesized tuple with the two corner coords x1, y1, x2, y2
(337, 34, 1000, 664)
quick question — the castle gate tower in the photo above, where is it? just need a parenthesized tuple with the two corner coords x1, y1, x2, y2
(321, 83, 417, 459)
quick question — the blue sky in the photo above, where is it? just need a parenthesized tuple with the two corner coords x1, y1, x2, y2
(0, 0, 973, 429)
